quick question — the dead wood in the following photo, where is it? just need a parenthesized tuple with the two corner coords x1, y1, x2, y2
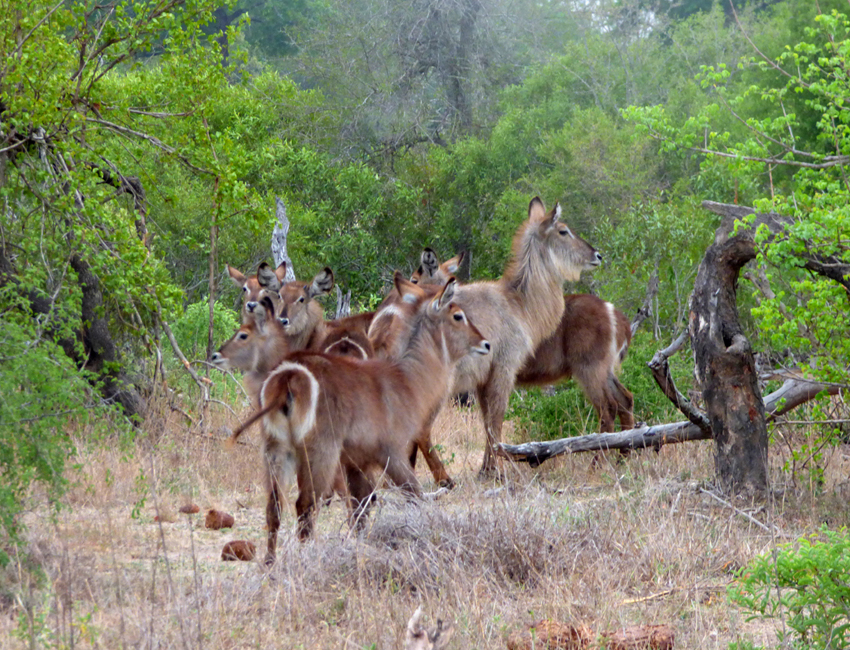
(631, 262, 660, 337)
(648, 332, 710, 434)
(498, 376, 841, 465)
(507, 620, 674, 650)
(271, 196, 296, 281)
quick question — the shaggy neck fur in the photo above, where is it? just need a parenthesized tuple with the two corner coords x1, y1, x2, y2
(501, 221, 569, 347)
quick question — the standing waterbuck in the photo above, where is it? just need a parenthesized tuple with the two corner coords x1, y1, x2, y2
(416, 251, 634, 432)
(219, 279, 490, 559)
(434, 197, 603, 475)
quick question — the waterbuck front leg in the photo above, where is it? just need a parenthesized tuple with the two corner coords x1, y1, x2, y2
(476, 376, 513, 478)
(415, 408, 455, 489)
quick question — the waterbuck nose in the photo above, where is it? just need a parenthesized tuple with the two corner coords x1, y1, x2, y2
(211, 352, 222, 362)
(483, 341, 491, 352)
(279, 317, 290, 326)
(594, 251, 603, 264)
(246, 301, 258, 313)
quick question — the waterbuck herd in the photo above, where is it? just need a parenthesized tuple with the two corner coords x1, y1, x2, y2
(212, 197, 634, 565)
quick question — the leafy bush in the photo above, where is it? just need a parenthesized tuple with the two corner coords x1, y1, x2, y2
(0, 320, 122, 565)
(728, 527, 850, 650)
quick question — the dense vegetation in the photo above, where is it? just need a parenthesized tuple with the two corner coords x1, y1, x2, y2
(1, 0, 848, 598)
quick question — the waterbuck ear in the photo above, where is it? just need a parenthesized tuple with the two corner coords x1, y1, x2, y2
(257, 262, 282, 291)
(274, 262, 287, 284)
(308, 267, 334, 298)
(253, 297, 272, 329)
(546, 203, 568, 234)
(395, 270, 425, 303)
(443, 250, 465, 274)
(420, 248, 439, 275)
(433, 277, 457, 311)
(528, 196, 547, 223)
(227, 264, 246, 287)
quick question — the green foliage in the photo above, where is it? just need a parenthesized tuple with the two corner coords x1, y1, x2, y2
(729, 527, 850, 649)
(625, 3, 850, 389)
(0, 320, 120, 565)
(170, 300, 240, 360)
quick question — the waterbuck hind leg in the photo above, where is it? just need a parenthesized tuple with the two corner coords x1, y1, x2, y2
(610, 375, 635, 430)
(345, 465, 376, 531)
(294, 451, 339, 541)
(265, 481, 283, 566)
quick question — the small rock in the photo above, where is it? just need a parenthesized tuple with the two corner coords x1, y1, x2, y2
(205, 509, 235, 530)
(221, 540, 256, 562)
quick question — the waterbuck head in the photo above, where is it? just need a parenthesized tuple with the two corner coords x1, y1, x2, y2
(404, 275, 491, 362)
(227, 262, 287, 321)
(509, 197, 603, 285)
(277, 267, 334, 337)
(411, 248, 466, 285)
(211, 297, 288, 374)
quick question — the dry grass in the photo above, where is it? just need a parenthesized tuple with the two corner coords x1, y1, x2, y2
(2, 396, 849, 650)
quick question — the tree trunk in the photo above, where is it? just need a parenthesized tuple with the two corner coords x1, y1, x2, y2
(69, 255, 145, 418)
(271, 196, 296, 281)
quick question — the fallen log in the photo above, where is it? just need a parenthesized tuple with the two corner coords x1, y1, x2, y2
(499, 377, 842, 466)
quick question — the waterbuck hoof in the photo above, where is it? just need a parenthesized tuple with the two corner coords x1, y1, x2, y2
(263, 552, 276, 568)
(438, 478, 456, 490)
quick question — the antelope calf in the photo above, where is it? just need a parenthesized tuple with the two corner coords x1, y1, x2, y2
(416, 250, 634, 432)
(424, 197, 603, 476)
(217, 279, 490, 561)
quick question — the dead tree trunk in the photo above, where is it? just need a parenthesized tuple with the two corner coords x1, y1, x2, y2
(689, 208, 768, 496)
(271, 196, 296, 282)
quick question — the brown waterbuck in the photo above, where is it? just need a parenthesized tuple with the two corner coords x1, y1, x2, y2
(217, 279, 490, 560)
(425, 197, 603, 476)
(416, 250, 634, 433)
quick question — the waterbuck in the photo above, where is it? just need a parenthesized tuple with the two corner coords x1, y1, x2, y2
(217, 279, 490, 560)
(416, 250, 634, 433)
(427, 197, 603, 476)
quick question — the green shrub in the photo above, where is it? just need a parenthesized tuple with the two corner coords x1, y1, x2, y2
(728, 527, 850, 650)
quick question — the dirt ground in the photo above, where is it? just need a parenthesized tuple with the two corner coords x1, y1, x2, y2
(2, 400, 848, 649)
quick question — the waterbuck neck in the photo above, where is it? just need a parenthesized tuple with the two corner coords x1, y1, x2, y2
(502, 227, 570, 347)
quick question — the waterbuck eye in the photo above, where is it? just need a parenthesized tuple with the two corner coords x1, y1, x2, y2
(453, 312, 464, 322)
(237, 332, 248, 340)
(242, 286, 248, 292)
(298, 296, 305, 303)
(559, 229, 569, 236)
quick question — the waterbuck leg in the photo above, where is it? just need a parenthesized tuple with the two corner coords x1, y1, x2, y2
(265, 481, 283, 565)
(344, 465, 376, 531)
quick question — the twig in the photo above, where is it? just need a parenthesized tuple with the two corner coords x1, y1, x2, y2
(648, 333, 711, 433)
(699, 488, 780, 534)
